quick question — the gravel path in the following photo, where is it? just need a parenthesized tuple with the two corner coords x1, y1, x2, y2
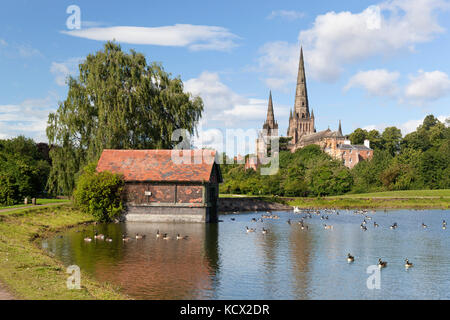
(0, 202, 70, 214)
(0, 283, 15, 300)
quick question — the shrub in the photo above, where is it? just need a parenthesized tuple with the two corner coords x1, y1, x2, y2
(73, 163, 125, 222)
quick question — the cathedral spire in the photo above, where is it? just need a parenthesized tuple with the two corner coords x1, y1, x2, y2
(294, 46, 309, 117)
(338, 120, 343, 136)
(266, 90, 275, 123)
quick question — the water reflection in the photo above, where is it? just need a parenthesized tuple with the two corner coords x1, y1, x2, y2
(44, 209, 450, 300)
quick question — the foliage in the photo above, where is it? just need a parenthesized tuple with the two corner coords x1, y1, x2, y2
(73, 163, 125, 222)
(0, 136, 51, 206)
(220, 115, 449, 197)
(46, 41, 203, 195)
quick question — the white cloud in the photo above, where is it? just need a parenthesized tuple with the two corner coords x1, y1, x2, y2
(184, 72, 288, 153)
(0, 94, 57, 142)
(257, 0, 448, 83)
(50, 57, 83, 86)
(62, 24, 240, 51)
(344, 69, 400, 96)
(363, 114, 449, 135)
(267, 10, 305, 21)
(0, 39, 42, 58)
(404, 70, 450, 104)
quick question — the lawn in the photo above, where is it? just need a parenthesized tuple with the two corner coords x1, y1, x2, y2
(0, 198, 70, 210)
(0, 205, 129, 300)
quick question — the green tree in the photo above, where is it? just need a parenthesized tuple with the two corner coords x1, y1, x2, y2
(349, 128, 368, 145)
(381, 126, 402, 156)
(46, 42, 203, 195)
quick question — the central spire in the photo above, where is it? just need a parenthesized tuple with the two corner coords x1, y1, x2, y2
(266, 90, 275, 124)
(294, 46, 309, 118)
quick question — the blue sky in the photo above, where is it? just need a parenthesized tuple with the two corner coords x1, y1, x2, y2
(1, 0, 449, 154)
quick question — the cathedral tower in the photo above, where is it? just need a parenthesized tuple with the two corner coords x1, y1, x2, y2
(287, 46, 315, 145)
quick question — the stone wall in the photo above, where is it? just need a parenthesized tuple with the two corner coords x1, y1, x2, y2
(218, 197, 292, 213)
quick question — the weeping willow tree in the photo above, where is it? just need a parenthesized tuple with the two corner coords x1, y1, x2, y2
(46, 42, 203, 195)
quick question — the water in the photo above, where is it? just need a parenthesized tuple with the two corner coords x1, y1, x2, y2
(42, 209, 450, 299)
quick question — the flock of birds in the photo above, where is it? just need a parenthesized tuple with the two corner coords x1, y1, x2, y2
(232, 206, 448, 270)
(83, 229, 189, 242)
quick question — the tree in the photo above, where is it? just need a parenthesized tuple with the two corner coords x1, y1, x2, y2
(46, 42, 203, 195)
(381, 127, 402, 156)
(349, 128, 368, 145)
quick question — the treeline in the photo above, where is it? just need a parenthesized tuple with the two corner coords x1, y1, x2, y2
(220, 115, 450, 196)
(0, 136, 51, 205)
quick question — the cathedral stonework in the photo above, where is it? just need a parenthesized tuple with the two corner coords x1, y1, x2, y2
(253, 44, 373, 169)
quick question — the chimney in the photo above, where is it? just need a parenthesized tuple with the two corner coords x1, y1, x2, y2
(364, 139, 370, 148)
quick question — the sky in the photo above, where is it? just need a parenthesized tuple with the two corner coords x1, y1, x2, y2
(0, 0, 449, 155)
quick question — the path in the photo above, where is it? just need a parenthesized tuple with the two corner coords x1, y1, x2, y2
(0, 283, 15, 300)
(0, 202, 70, 214)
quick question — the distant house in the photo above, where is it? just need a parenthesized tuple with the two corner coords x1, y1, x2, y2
(96, 149, 222, 223)
(329, 140, 373, 169)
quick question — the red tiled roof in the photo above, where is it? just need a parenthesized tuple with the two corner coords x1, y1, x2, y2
(96, 149, 220, 183)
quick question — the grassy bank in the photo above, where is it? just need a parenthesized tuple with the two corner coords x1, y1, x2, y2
(0, 198, 70, 210)
(0, 205, 129, 300)
(220, 190, 450, 209)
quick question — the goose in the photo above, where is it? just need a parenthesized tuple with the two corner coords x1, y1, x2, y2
(251, 218, 257, 222)
(404, 258, 413, 268)
(262, 228, 269, 234)
(373, 222, 379, 228)
(443, 225, 447, 230)
(84, 237, 92, 242)
(361, 225, 367, 231)
(287, 219, 291, 225)
(390, 223, 398, 229)
(135, 233, 146, 239)
(156, 230, 163, 238)
(105, 237, 113, 242)
(94, 232, 105, 240)
(378, 258, 387, 268)
(347, 253, 355, 263)
(421, 223, 428, 229)
(246, 226, 255, 233)
(122, 234, 132, 242)
(323, 224, 333, 230)
(176, 234, 189, 240)
(162, 233, 171, 240)
(230, 218, 235, 221)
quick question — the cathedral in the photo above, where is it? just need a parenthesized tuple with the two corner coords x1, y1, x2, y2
(253, 45, 373, 169)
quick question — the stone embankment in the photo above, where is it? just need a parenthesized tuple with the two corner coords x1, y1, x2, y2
(218, 197, 292, 213)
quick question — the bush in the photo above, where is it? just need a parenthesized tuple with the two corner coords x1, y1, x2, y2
(73, 163, 125, 222)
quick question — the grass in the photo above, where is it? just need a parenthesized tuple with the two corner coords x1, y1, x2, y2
(0, 198, 70, 210)
(221, 190, 450, 209)
(0, 205, 129, 300)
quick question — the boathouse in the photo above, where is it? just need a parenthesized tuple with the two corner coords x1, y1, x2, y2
(96, 149, 222, 223)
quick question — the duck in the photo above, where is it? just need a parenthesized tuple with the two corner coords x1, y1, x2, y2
(94, 232, 105, 240)
(176, 234, 189, 240)
(122, 234, 132, 242)
(262, 228, 269, 234)
(404, 258, 413, 268)
(378, 258, 387, 268)
(347, 253, 355, 263)
(246, 226, 255, 233)
(84, 237, 92, 242)
(135, 233, 146, 239)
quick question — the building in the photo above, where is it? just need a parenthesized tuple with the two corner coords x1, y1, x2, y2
(254, 44, 373, 169)
(96, 149, 222, 223)
(256, 91, 279, 160)
(332, 139, 373, 169)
